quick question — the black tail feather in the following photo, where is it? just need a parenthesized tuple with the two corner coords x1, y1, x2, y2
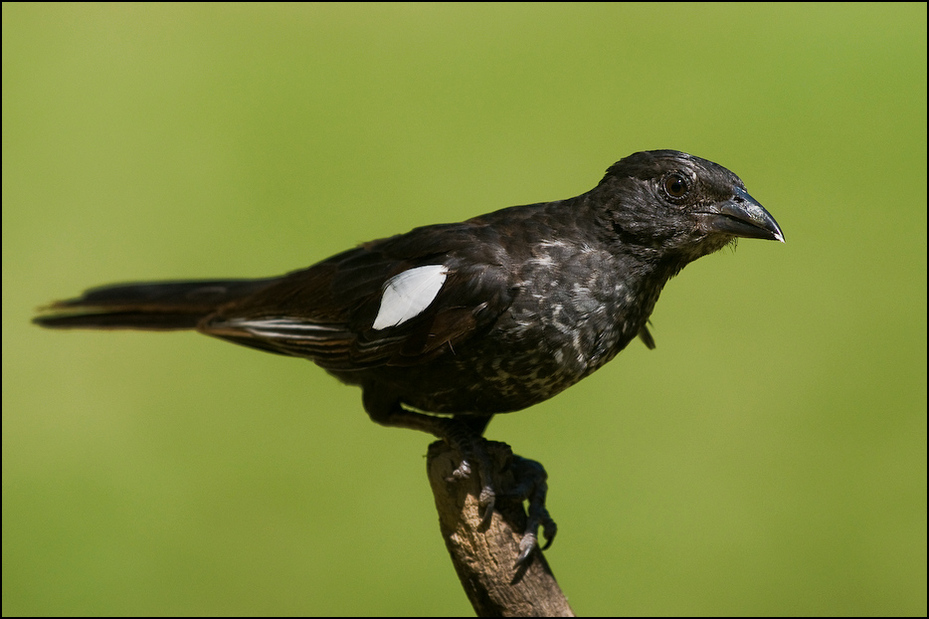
(33, 278, 280, 330)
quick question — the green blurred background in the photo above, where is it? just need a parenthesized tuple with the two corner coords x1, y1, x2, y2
(3, 3, 926, 616)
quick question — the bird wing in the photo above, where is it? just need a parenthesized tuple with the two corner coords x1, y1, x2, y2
(199, 222, 517, 370)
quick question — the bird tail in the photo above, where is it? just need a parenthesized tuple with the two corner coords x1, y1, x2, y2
(33, 278, 280, 330)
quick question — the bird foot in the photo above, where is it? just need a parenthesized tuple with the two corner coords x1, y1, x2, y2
(444, 435, 497, 527)
(507, 454, 557, 565)
(443, 437, 557, 565)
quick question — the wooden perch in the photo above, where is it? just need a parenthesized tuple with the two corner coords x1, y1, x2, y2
(426, 440, 575, 617)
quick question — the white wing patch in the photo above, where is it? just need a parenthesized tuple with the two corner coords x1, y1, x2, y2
(372, 265, 448, 330)
(222, 318, 344, 339)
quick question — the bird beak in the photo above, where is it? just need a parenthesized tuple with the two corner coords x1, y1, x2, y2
(700, 186, 785, 243)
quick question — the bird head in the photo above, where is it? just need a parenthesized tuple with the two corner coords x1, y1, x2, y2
(591, 150, 784, 264)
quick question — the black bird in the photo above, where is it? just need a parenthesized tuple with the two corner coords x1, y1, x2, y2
(34, 150, 784, 562)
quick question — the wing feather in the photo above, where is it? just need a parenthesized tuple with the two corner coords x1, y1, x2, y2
(198, 222, 516, 369)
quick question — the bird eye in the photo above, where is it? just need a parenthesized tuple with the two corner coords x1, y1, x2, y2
(663, 173, 689, 200)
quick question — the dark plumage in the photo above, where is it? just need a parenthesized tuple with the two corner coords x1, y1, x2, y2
(34, 150, 784, 562)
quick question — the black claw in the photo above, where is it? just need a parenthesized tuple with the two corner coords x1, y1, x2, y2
(540, 512, 557, 550)
(516, 532, 537, 566)
(478, 479, 496, 527)
(478, 489, 495, 528)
